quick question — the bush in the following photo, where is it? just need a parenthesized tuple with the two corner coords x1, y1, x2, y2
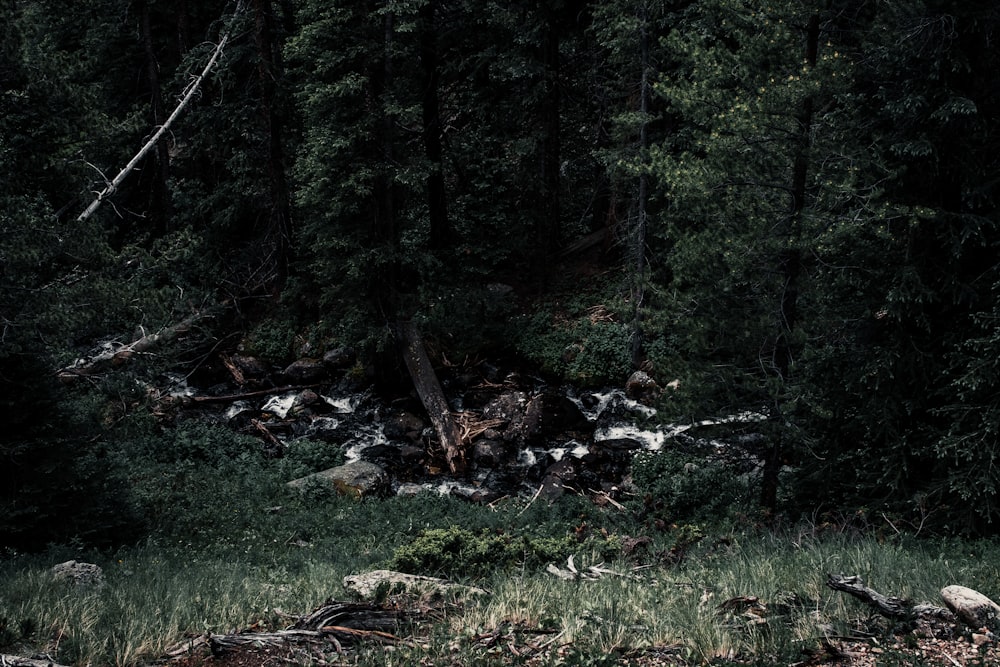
(630, 449, 755, 523)
(388, 525, 616, 579)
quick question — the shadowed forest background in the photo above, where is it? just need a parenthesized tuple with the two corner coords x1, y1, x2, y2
(3, 0, 1000, 550)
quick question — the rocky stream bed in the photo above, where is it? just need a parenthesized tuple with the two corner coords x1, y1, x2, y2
(150, 349, 766, 504)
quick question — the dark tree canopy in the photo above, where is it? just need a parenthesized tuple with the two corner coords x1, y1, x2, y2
(4, 0, 1000, 545)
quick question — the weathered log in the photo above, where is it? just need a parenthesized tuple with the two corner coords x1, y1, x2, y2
(0, 655, 73, 667)
(57, 307, 222, 381)
(826, 574, 955, 622)
(165, 601, 412, 661)
(397, 320, 465, 473)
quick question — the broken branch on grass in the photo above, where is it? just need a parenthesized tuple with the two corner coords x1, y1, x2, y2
(825, 574, 955, 622)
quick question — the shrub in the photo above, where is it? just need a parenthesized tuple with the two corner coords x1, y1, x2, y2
(388, 525, 613, 579)
(630, 449, 755, 523)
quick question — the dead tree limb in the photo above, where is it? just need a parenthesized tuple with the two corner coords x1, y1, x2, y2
(190, 384, 320, 404)
(0, 655, 73, 667)
(164, 601, 413, 661)
(397, 320, 465, 473)
(826, 574, 955, 622)
(56, 307, 223, 381)
(76, 1, 244, 224)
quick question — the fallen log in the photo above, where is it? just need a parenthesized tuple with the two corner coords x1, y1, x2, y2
(397, 320, 465, 473)
(826, 574, 955, 622)
(165, 601, 413, 661)
(57, 306, 223, 381)
(0, 655, 73, 667)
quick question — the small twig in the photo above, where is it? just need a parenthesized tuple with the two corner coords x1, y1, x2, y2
(517, 484, 544, 517)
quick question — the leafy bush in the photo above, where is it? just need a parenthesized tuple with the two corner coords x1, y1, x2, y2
(511, 308, 633, 386)
(388, 525, 615, 579)
(277, 438, 346, 479)
(630, 450, 755, 523)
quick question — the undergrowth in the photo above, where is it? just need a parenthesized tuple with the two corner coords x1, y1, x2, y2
(4, 419, 1000, 665)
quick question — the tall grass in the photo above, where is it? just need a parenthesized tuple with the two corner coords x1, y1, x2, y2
(4, 489, 1000, 665)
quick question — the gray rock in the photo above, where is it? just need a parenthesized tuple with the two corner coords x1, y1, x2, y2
(383, 411, 425, 440)
(472, 440, 507, 467)
(282, 358, 327, 384)
(287, 461, 389, 497)
(522, 391, 592, 440)
(51, 560, 104, 588)
(230, 354, 268, 379)
(343, 569, 487, 601)
(625, 370, 660, 403)
(482, 391, 529, 432)
(323, 346, 356, 369)
(941, 585, 1000, 628)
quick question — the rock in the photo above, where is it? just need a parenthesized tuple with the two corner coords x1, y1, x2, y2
(360, 444, 405, 473)
(343, 569, 487, 601)
(51, 560, 104, 588)
(472, 440, 507, 467)
(282, 358, 327, 384)
(482, 391, 529, 434)
(625, 370, 660, 404)
(400, 444, 425, 465)
(538, 474, 566, 501)
(522, 391, 593, 441)
(383, 411, 425, 440)
(230, 354, 268, 379)
(323, 346, 356, 369)
(287, 461, 389, 497)
(544, 458, 578, 483)
(941, 585, 1000, 628)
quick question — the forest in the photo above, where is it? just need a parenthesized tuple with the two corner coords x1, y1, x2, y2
(3, 0, 1000, 548)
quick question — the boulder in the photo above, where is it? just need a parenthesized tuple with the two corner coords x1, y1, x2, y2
(51, 560, 104, 588)
(287, 461, 389, 497)
(472, 440, 507, 468)
(625, 370, 660, 404)
(323, 346, 356, 369)
(230, 354, 268, 379)
(383, 411, 425, 440)
(282, 358, 327, 384)
(482, 391, 529, 435)
(343, 569, 487, 601)
(523, 391, 593, 440)
(941, 585, 1000, 628)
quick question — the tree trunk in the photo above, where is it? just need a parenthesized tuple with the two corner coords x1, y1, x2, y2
(419, 0, 450, 252)
(140, 0, 172, 233)
(533, 14, 561, 290)
(761, 11, 820, 512)
(826, 574, 955, 622)
(253, 0, 293, 284)
(397, 320, 465, 473)
(630, 1, 651, 369)
(56, 306, 224, 381)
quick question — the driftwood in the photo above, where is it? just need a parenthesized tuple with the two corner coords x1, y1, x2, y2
(165, 600, 412, 661)
(0, 655, 72, 667)
(57, 307, 222, 381)
(397, 320, 465, 473)
(826, 574, 956, 622)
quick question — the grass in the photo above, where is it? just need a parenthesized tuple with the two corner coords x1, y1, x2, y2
(4, 495, 1000, 666)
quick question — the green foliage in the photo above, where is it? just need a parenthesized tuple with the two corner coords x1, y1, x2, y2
(242, 318, 300, 364)
(630, 450, 755, 523)
(511, 299, 634, 385)
(388, 525, 617, 579)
